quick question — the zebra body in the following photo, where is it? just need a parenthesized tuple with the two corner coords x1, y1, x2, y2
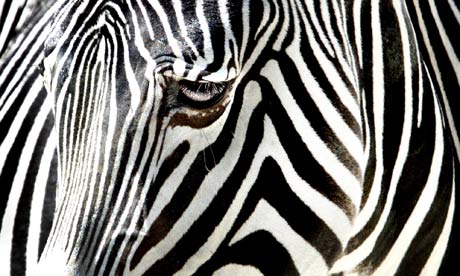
(0, 0, 459, 275)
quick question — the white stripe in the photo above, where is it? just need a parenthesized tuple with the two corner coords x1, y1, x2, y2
(293, 0, 362, 123)
(0, 0, 27, 53)
(448, 0, 460, 24)
(266, 121, 352, 246)
(412, 0, 460, 161)
(131, 81, 261, 275)
(427, 0, 460, 85)
(305, 1, 334, 57)
(372, 59, 444, 276)
(230, 200, 329, 275)
(286, 44, 363, 164)
(26, 121, 56, 275)
(353, 0, 363, 67)
(261, 60, 362, 207)
(420, 175, 455, 276)
(213, 264, 263, 276)
(331, 0, 386, 270)
(0, 79, 51, 276)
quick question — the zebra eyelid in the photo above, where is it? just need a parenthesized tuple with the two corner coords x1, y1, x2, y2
(179, 80, 227, 100)
(171, 78, 232, 109)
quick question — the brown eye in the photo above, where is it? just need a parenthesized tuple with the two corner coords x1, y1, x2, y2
(177, 79, 230, 109)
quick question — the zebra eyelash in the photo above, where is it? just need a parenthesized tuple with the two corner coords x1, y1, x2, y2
(179, 80, 227, 101)
(171, 78, 231, 109)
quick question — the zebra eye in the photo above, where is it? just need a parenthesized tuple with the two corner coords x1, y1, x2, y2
(176, 79, 230, 109)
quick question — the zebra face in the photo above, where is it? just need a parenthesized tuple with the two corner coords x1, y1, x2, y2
(37, 0, 277, 274)
(37, 0, 363, 275)
(2, 0, 457, 274)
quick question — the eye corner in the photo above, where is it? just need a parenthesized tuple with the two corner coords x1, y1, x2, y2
(36, 58, 45, 76)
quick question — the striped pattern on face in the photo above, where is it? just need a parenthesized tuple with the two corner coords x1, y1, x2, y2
(0, 0, 458, 275)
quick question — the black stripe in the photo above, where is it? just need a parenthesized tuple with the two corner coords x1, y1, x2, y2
(129, 75, 250, 271)
(0, 84, 46, 230)
(11, 109, 54, 276)
(38, 149, 57, 259)
(259, 74, 355, 218)
(395, 152, 454, 276)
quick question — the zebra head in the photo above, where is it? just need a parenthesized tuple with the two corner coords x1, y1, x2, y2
(38, 0, 364, 275)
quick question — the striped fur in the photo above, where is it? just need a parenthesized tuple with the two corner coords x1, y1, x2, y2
(0, 0, 459, 275)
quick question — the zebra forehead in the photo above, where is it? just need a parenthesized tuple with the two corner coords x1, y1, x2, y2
(43, 0, 244, 81)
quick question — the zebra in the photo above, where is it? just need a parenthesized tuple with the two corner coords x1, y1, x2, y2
(0, 0, 459, 275)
